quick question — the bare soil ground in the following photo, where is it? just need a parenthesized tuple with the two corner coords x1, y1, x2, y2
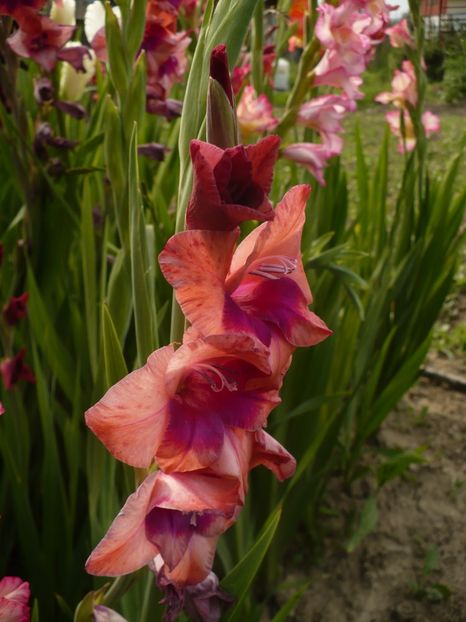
(287, 305, 466, 621)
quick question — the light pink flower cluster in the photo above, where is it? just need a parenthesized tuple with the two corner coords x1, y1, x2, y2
(313, 0, 393, 95)
(375, 60, 440, 152)
(85, 47, 331, 622)
(284, 0, 395, 184)
(385, 109, 440, 153)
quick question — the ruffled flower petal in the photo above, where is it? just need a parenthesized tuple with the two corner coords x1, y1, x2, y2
(85, 346, 174, 468)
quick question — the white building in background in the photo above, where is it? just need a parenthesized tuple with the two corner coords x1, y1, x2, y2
(421, 0, 466, 34)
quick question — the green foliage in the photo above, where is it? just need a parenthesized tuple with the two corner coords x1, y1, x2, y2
(443, 35, 466, 103)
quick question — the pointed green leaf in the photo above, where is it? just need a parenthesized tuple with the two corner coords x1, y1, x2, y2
(129, 125, 158, 363)
(102, 304, 128, 388)
(221, 506, 282, 621)
(26, 268, 75, 400)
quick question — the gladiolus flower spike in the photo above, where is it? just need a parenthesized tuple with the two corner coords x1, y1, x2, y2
(85, 42, 331, 622)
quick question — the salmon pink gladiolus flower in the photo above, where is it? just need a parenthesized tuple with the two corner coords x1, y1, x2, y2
(85, 470, 240, 580)
(86, 428, 295, 581)
(0, 576, 30, 622)
(160, 185, 332, 348)
(85, 334, 287, 472)
(185, 136, 280, 231)
(237, 86, 278, 138)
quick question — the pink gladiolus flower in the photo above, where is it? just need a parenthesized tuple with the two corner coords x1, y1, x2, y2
(86, 428, 295, 581)
(282, 142, 341, 186)
(0, 402, 4, 416)
(0, 0, 44, 15)
(385, 18, 414, 48)
(237, 86, 278, 137)
(422, 110, 441, 136)
(385, 109, 440, 153)
(185, 136, 280, 231)
(297, 94, 352, 143)
(375, 60, 417, 108)
(315, 2, 372, 76)
(313, 57, 364, 101)
(0, 349, 36, 390)
(85, 335, 286, 472)
(86, 470, 239, 580)
(7, 8, 88, 73)
(3, 293, 28, 326)
(0, 576, 30, 622)
(160, 185, 332, 348)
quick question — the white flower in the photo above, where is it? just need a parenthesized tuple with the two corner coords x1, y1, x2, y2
(85, 0, 121, 44)
(59, 42, 96, 101)
(50, 0, 76, 26)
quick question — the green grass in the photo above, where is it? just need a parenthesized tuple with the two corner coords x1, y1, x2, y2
(341, 105, 466, 203)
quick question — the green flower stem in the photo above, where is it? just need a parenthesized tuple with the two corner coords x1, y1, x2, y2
(251, 0, 264, 94)
(276, 37, 320, 136)
(102, 574, 137, 608)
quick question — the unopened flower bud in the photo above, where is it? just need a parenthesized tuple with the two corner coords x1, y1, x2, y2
(206, 45, 238, 148)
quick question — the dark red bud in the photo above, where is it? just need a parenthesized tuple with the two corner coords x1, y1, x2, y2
(138, 143, 169, 161)
(0, 349, 35, 390)
(210, 44, 234, 106)
(3, 292, 28, 326)
(54, 100, 88, 120)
